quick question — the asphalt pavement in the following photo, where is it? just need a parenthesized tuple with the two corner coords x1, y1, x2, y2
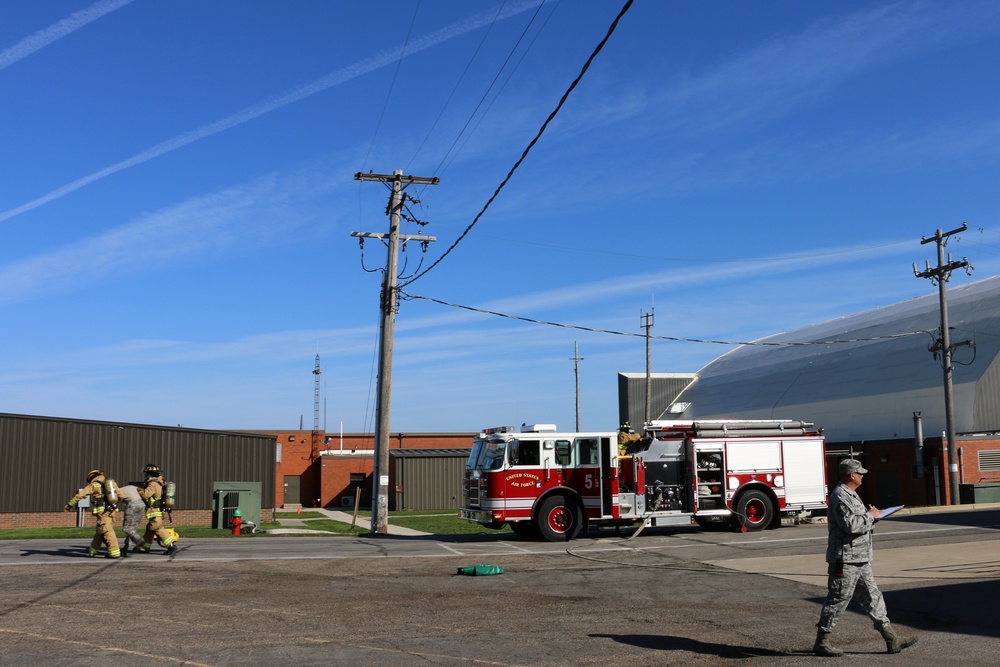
(1, 505, 998, 666)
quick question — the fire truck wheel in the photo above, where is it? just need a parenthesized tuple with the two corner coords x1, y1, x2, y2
(508, 521, 540, 539)
(735, 490, 773, 531)
(537, 495, 582, 542)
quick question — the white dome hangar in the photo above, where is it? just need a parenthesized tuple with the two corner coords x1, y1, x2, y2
(666, 274, 1000, 445)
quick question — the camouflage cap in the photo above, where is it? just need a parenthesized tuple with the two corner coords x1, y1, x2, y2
(839, 459, 868, 476)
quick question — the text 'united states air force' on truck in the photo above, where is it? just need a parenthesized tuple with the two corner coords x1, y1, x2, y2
(459, 420, 829, 541)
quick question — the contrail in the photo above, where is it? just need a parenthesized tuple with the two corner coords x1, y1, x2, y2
(0, 0, 543, 225)
(0, 0, 134, 72)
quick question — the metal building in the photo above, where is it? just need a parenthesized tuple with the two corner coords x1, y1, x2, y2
(389, 448, 469, 511)
(617, 372, 696, 428)
(0, 412, 276, 527)
(663, 274, 1000, 442)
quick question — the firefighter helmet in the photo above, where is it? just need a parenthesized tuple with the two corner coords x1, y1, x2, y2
(619, 421, 632, 432)
(87, 469, 102, 483)
(143, 464, 161, 477)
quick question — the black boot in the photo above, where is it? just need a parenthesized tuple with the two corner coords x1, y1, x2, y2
(122, 536, 130, 558)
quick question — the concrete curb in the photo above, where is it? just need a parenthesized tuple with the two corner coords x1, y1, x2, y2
(274, 507, 430, 536)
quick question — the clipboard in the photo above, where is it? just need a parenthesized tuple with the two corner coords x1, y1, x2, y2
(876, 505, 904, 521)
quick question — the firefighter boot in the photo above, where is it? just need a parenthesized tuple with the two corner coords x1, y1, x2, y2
(878, 624, 917, 654)
(813, 630, 843, 657)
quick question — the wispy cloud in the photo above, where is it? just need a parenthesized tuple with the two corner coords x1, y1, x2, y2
(0, 164, 339, 304)
(0, 0, 133, 72)
(660, 1, 1000, 133)
(0, 0, 543, 225)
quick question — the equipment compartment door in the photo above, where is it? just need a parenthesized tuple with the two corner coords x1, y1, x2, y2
(781, 438, 827, 504)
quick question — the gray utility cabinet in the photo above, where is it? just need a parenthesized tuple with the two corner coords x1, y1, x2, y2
(212, 481, 262, 529)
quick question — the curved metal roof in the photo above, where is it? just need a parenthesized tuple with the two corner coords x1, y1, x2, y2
(668, 274, 1000, 442)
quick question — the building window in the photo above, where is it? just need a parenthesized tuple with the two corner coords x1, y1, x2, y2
(978, 450, 1000, 472)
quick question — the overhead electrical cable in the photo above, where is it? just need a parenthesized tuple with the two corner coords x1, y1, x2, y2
(434, 0, 562, 180)
(401, 0, 634, 287)
(403, 1, 510, 173)
(361, 1, 422, 174)
(398, 290, 931, 347)
(425, 0, 550, 178)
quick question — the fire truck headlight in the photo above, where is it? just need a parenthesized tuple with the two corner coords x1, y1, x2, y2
(728, 477, 739, 490)
(773, 475, 783, 487)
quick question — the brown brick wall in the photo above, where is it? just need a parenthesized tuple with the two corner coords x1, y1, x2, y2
(0, 508, 273, 530)
(262, 430, 473, 508)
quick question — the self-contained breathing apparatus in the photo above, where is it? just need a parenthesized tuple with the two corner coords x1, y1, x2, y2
(142, 464, 176, 523)
(88, 471, 120, 514)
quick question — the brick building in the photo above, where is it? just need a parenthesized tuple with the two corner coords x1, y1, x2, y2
(255, 430, 474, 510)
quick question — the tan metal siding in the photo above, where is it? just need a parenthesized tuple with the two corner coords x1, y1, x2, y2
(0, 413, 275, 512)
(390, 451, 467, 510)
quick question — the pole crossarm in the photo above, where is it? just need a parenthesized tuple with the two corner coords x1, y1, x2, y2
(351, 232, 437, 242)
(355, 172, 440, 186)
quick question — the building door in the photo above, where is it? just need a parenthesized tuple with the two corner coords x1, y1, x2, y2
(284, 475, 301, 507)
(875, 470, 900, 508)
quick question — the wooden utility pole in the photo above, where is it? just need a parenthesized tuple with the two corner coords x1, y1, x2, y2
(914, 222, 972, 505)
(352, 169, 438, 534)
(570, 341, 584, 430)
(641, 310, 654, 425)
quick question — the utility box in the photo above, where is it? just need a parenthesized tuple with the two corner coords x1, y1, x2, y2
(212, 482, 262, 529)
(959, 483, 1000, 504)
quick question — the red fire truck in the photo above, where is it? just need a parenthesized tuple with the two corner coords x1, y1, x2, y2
(460, 420, 828, 541)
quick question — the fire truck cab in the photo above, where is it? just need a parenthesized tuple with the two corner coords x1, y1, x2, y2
(460, 420, 828, 541)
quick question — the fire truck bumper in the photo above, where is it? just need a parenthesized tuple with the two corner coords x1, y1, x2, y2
(460, 508, 492, 523)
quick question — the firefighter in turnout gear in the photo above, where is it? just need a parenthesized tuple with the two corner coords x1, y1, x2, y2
(63, 469, 122, 558)
(617, 421, 641, 456)
(136, 464, 178, 555)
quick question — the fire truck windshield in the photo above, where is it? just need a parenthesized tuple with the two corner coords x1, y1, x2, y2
(481, 441, 507, 471)
(466, 440, 487, 470)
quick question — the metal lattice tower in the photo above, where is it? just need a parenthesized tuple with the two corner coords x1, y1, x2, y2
(312, 353, 322, 433)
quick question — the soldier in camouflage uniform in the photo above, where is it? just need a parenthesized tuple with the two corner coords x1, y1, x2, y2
(814, 459, 917, 657)
(117, 483, 147, 557)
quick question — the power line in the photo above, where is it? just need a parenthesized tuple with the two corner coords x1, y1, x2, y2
(401, 0, 634, 286)
(423, 0, 552, 177)
(398, 290, 931, 347)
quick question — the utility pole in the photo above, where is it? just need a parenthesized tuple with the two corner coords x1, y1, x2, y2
(914, 222, 973, 505)
(352, 169, 438, 534)
(641, 309, 654, 425)
(570, 341, 584, 430)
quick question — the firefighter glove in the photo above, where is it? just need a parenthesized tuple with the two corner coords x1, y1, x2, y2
(63, 504, 72, 512)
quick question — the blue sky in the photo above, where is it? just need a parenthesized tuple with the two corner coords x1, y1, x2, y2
(2, 0, 999, 434)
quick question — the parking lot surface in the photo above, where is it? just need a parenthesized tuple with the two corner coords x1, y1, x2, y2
(1, 508, 998, 666)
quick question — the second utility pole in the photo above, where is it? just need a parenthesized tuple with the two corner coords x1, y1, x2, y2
(914, 222, 972, 505)
(352, 169, 438, 534)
